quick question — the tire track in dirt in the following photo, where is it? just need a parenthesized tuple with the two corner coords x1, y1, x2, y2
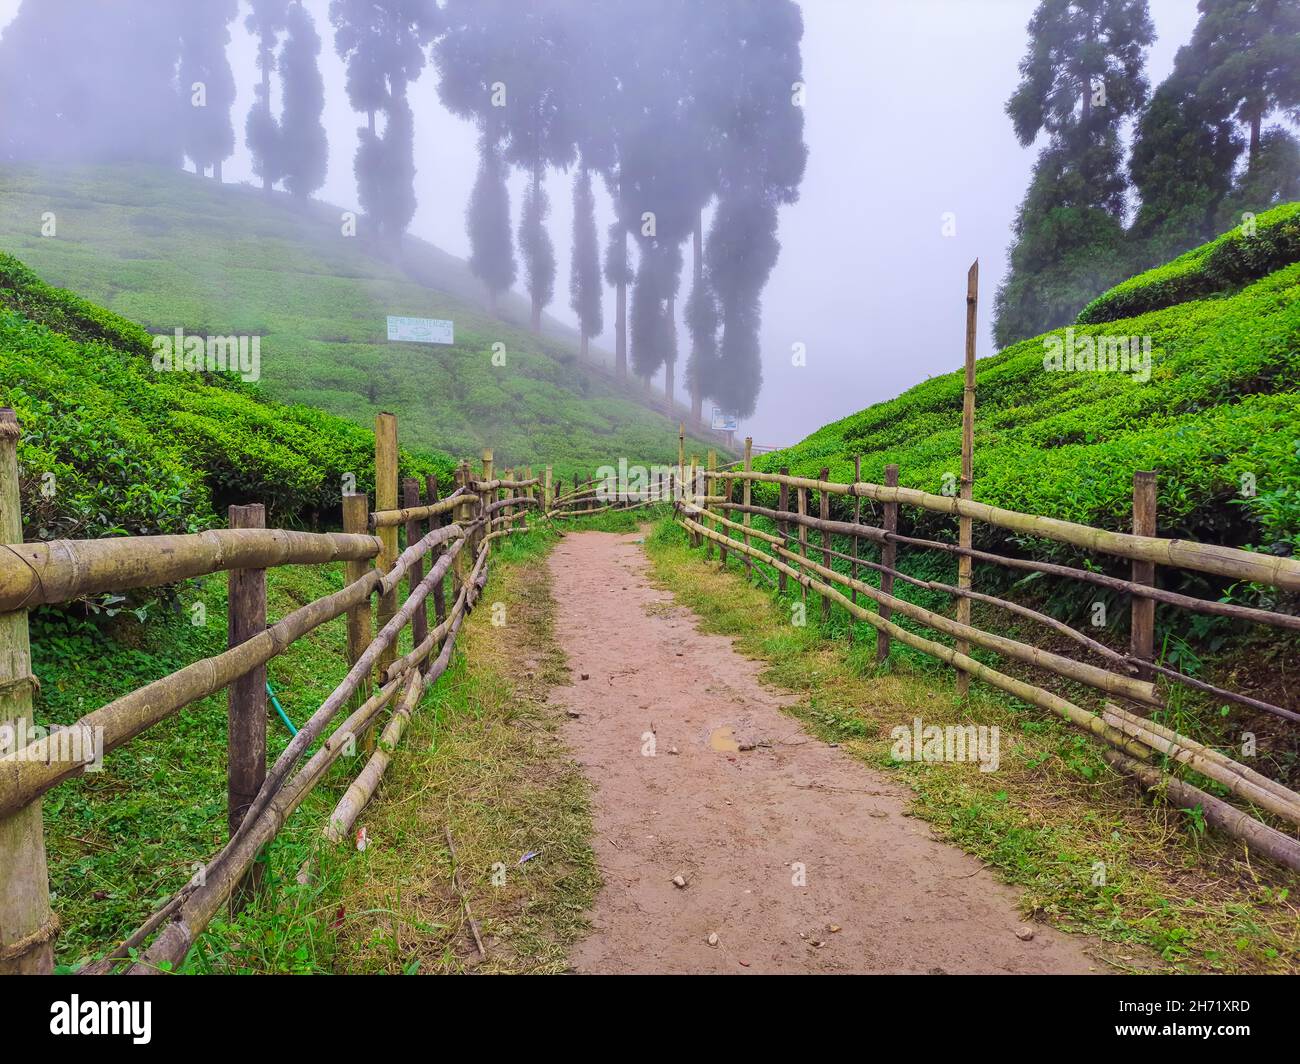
(549, 530, 1103, 974)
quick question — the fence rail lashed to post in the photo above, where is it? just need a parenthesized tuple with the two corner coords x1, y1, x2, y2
(0, 408, 549, 973)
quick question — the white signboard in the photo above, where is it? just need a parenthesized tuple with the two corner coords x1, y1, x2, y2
(711, 407, 739, 432)
(387, 315, 454, 345)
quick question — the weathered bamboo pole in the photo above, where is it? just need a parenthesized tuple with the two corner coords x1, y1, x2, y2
(369, 491, 464, 529)
(342, 494, 374, 710)
(1131, 471, 1157, 682)
(772, 521, 1130, 668)
(480, 450, 495, 564)
(705, 450, 717, 560)
(957, 260, 978, 698)
(850, 455, 861, 622)
(404, 479, 428, 654)
(0, 529, 381, 612)
(777, 468, 790, 594)
(0, 409, 54, 974)
(1101, 749, 1300, 873)
(705, 470, 1300, 592)
(742, 437, 753, 581)
(544, 466, 553, 513)
(819, 466, 831, 624)
(226, 503, 267, 907)
(374, 413, 400, 681)
(681, 506, 1159, 707)
(796, 484, 809, 602)
(678, 512, 1151, 759)
(1102, 702, 1300, 811)
(1100, 706, 1300, 827)
(426, 475, 448, 631)
(324, 670, 424, 845)
(878, 463, 900, 663)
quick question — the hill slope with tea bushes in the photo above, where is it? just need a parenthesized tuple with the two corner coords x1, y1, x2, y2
(0, 164, 720, 481)
(0, 251, 453, 539)
(756, 204, 1300, 564)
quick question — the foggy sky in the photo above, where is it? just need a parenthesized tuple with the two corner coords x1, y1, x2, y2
(0, 0, 1202, 446)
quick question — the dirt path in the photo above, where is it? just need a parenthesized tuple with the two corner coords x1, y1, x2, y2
(548, 530, 1102, 974)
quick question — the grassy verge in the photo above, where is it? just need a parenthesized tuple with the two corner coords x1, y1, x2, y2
(38, 522, 596, 973)
(643, 516, 1299, 975)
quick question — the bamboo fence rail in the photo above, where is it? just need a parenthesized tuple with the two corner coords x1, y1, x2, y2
(0, 407, 556, 974)
(678, 449, 1300, 871)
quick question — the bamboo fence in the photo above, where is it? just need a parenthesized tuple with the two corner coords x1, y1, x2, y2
(0, 409, 549, 974)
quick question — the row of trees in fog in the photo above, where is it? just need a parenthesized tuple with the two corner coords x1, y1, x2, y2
(0, 0, 806, 424)
(996, 0, 1300, 346)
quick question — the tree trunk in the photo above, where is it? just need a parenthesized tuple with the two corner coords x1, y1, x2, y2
(214, 159, 222, 183)
(615, 264, 627, 378)
(580, 333, 589, 360)
(531, 299, 542, 334)
(1250, 111, 1261, 166)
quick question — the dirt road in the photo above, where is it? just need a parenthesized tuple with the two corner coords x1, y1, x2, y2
(548, 530, 1101, 974)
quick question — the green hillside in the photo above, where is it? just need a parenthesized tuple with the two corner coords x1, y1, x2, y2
(0, 164, 723, 478)
(0, 251, 451, 539)
(756, 205, 1300, 563)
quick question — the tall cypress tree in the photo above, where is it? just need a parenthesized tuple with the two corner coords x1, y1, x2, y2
(332, 0, 439, 242)
(570, 168, 604, 360)
(179, 1, 237, 181)
(518, 168, 556, 332)
(246, 0, 290, 192)
(466, 132, 516, 312)
(995, 0, 1154, 347)
(279, 0, 329, 199)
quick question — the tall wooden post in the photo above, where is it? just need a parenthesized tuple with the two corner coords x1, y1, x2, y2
(850, 456, 861, 623)
(877, 464, 899, 664)
(705, 450, 717, 560)
(678, 423, 686, 491)
(480, 449, 494, 542)
(956, 260, 978, 698)
(523, 466, 533, 529)
(819, 466, 831, 624)
(227, 502, 267, 904)
(777, 467, 790, 593)
(374, 413, 399, 680)
(796, 485, 809, 601)
(0, 409, 55, 973)
(544, 465, 553, 513)
(343, 493, 373, 696)
(1131, 471, 1158, 681)
(742, 438, 753, 581)
(404, 478, 427, 653)
(425, 475, 447, 629)
(453, 462, 471, 596)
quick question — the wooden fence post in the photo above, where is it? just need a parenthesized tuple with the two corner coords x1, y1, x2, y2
(796, 483, 809, 601)
(227, 502, 267, 904)
(877, 464, 899, 663)
(425, 475, 447, 629)
(1131, 470, 1158, 681)
(0, 408, 55, 974)
(374, 413, 399, 681)
(706, 450, 717, 560)
(523, 466, 532, 529)
(819, 466, 831, 623)
(453, 462, 471, 596)
(404, 478, 427, 653)
(678, 423, 686, 495)
(343, 493, 373, 698)
(956, 260, 978, 698)
(777, 467, 790, 593)
(742, 437, 753, 581)
(850, 456, 861, 639)
(544, 465, 552, 513)
(480, 449, 494, 543)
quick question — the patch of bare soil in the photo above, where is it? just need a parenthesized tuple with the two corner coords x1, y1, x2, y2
(549, 530, 1105, 974)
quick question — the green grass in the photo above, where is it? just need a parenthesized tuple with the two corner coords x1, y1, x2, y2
(39, 524, 597, 973)
(0, 163, 724, 482)
(645, 516, 1300, 974)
